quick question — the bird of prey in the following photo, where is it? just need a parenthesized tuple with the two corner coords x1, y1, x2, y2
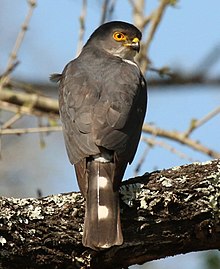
(51, 21, 147, 250)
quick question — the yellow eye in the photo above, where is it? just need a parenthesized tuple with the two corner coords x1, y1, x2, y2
(113, 32, 126, 41)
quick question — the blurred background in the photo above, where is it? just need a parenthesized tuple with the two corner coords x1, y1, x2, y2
(0, 1, 220, 268)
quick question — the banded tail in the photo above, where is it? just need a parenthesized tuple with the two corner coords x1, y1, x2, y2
(82, 159, 123, 250)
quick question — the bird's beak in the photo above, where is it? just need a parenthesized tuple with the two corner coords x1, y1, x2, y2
(131, 37, 140, 52)
(124, 37, 140, 52)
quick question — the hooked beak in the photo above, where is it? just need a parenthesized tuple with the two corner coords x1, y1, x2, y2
(124, 37, 140, 52)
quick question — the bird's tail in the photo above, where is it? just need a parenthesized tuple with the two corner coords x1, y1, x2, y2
(82, 160, 123, 250)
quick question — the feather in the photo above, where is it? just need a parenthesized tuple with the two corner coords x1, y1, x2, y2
(83, 160, 123, 250)
(49, 73, 62, 82)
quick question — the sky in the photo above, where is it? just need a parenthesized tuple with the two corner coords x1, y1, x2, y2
(1, 1, 220, 269)
(1, 1, 220, 80)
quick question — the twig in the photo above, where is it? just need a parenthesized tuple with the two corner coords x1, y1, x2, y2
(131, 0, 171, 72)
(142, 123, 220, 159)
(141, 14, 154, 28)
(1, 113, 22, 129)
(108, 0, 116, 21)
(38, 117, 46, 148)
(134, 141, 151, 176)
(134, 131, 158, 175)
(144, 0, 170, 52)
(0, 101, 57, 120)
(1, 86, 219, 160)
(135, 135, 196, 175)
(10, 79, 48, 95)
(142, 137, 196, 162)
(185, 105, 220, 137)
(0, 113, 23, 158)
(0, 0, 37, 89)
(129, 0, 145, 30)
(0, 126, 62, 135)
(76, 0, 87, 56)
(0, 61, 20, 79)
(148, 66, 172, 77)
(100, 0, 109, 24)
(100, 0, 116, 24)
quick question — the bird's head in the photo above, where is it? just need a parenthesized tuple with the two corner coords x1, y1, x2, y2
(85, 21, 142, 61)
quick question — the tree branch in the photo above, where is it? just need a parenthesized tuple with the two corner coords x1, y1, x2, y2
(0, 125, 61, 135)
(0, 0, 37, 89)
(0, 88, 59, 115)
(76, 0, 87, 56)
(142, 124, 220, 159)
(1, 87, 219, 159)
(142, 137, 195, 162)
(184, 105, 220, 137)
(0, 159, 220, 269)
(132, 0, 171, 72)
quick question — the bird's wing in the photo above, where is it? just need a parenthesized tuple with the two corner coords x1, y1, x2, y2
(92, 59, 147, 183)
(59, 57, 147, 191)
(59, 59, 101, 164)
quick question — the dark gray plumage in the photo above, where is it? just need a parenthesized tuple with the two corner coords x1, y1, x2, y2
(52, 21, 147, 250)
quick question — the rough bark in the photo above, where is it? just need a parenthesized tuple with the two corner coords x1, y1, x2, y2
(0, 159, 220, 269)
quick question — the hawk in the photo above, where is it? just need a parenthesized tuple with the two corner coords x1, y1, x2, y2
(51, 21, 147, 250)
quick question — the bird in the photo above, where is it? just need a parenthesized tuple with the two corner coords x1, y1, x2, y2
(51, 21, 147, 250)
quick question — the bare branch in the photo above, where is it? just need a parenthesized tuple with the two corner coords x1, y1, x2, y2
(100, 0, 116, 25)
(134, 141, 151, 175)
(1, 113, 22, 129)
(0, 125, 62, 135)
(0, 88, 59, 115)
(142, 123, 220, 159)
(0, 61, 20, 79)
(144, 0, 170, 52)
(1, 84, 219, 160)
(100, 0, 109, 24)
(0, 101, 55, 119)
(0, 0, 37, 89)
(135, 135, 196, 176)
(137, 0, 170, 72)
(185, 105, 220, 137)
(76, 0, 87, 56)
(143, 137, 196, 162)
(129, 0, 145, 29)
(0, 112, 23, 159)
(1, 85, 219, 160)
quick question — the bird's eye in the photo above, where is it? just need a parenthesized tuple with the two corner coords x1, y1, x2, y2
(113, 32, 126, 41)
